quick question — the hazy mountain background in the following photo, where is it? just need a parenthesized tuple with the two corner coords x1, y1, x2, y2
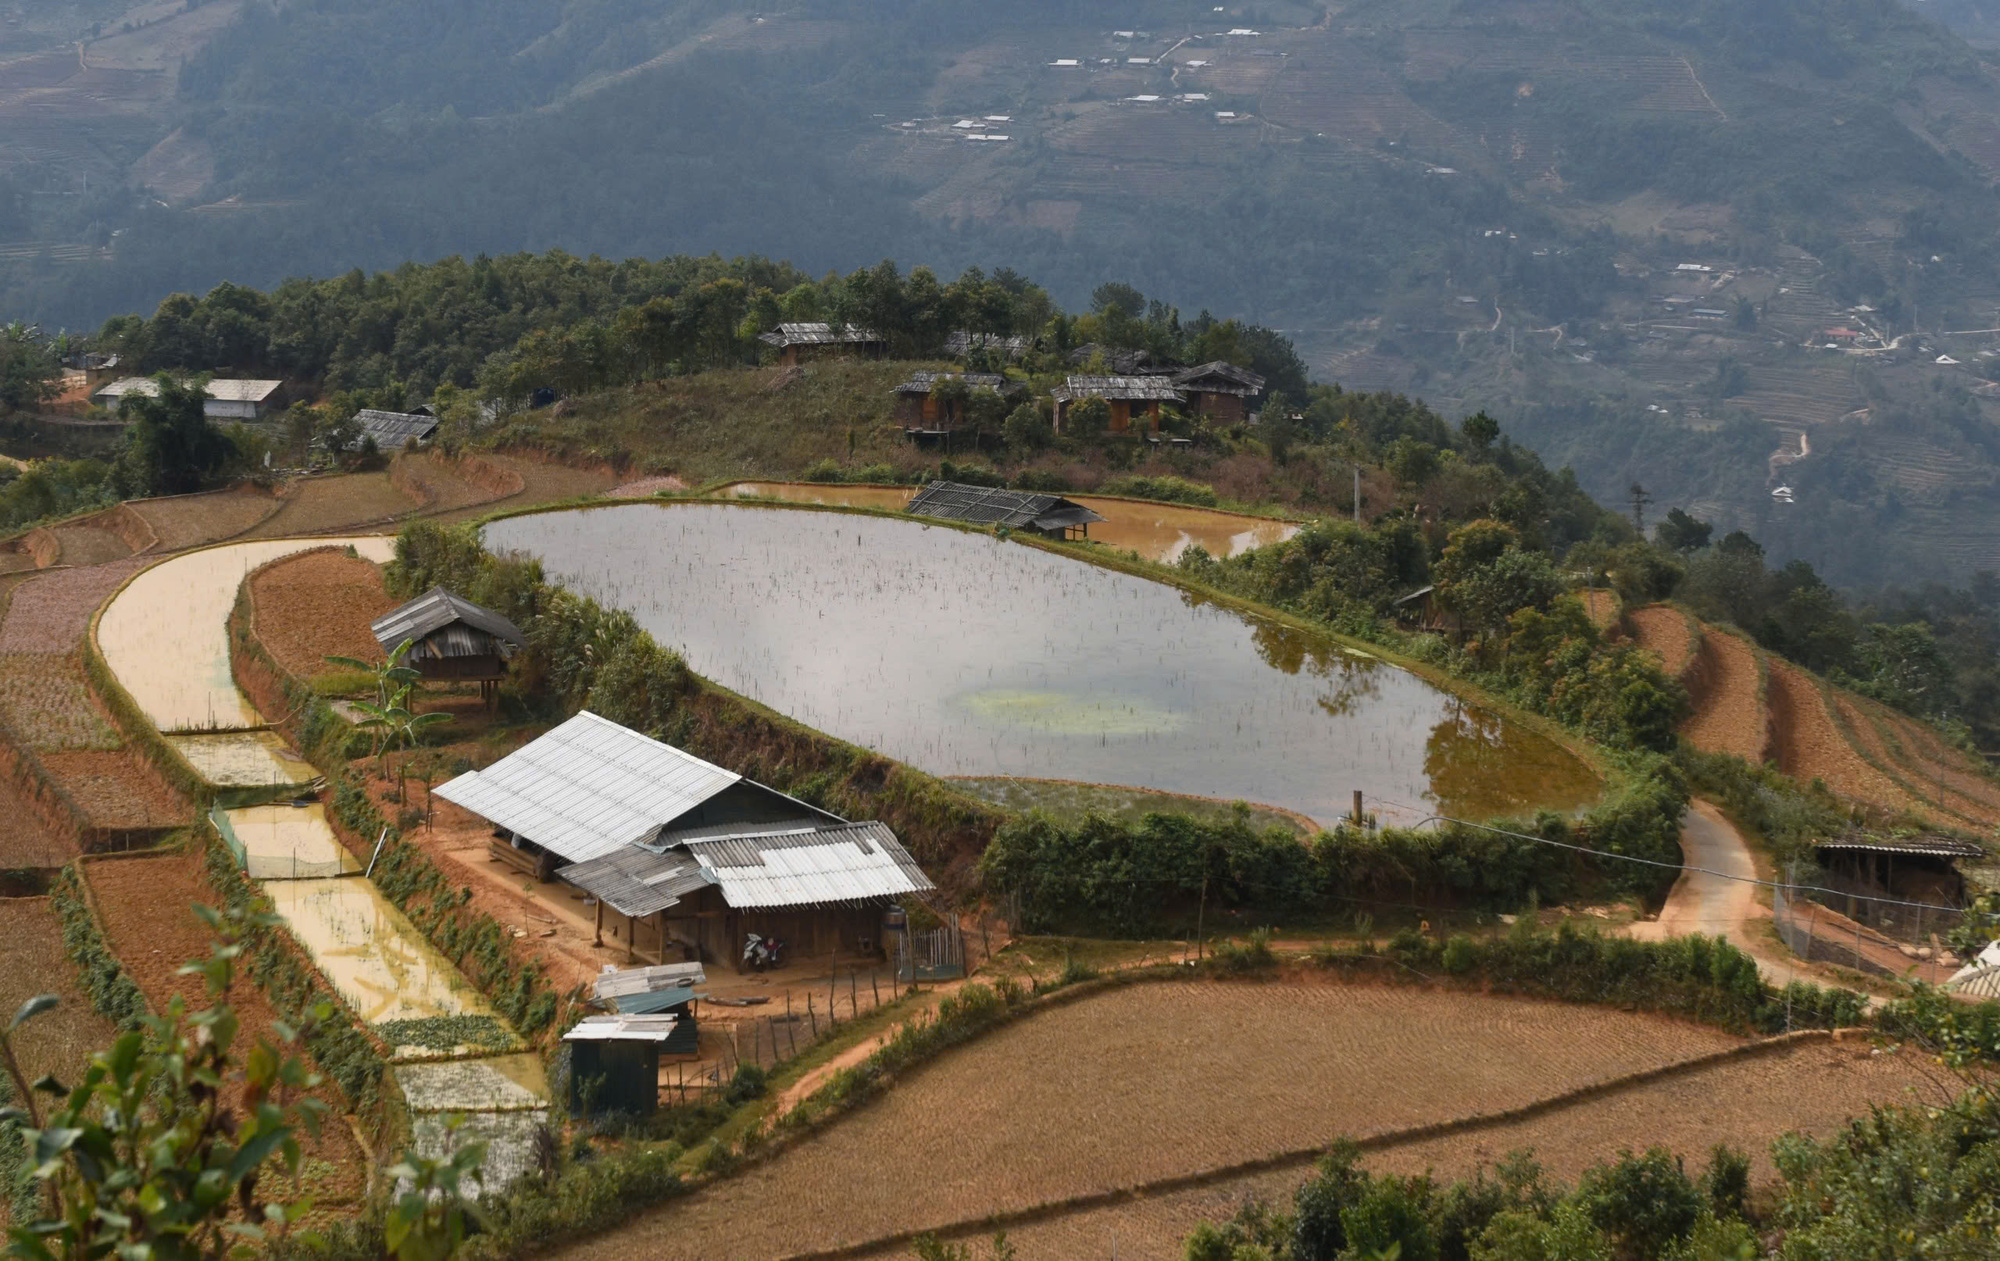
(10, 0, 2000, 585)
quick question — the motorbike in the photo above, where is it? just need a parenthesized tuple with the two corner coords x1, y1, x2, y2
(742, 932, 786, 972)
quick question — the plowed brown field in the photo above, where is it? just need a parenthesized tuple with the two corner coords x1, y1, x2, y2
(245, 474, 421, 538)
(40, 750, 187, 831)
(1579, 588, 1620, 631)
(1680, 627, 1768, 762)
(1629, 605, 1697, 678)
(248, 549, 397, 678)
(556, 982, 1744, 1261)
(0, 559, 148, 654)
(1865, 701, 2000, 819)
(1833, 694, 2000, 826)
(0, 897, 118, 1107)
(1767, 661, 1927, 818)
(918, 1036, 1937, 1261)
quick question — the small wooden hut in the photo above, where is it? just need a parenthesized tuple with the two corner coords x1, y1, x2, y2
(756, 322, 886, 366)
(1173, 361, 1267, 425)
(370, 587, 527, 708)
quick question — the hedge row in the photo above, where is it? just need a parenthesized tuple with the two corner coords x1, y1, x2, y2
(47, 866, 147, 1029)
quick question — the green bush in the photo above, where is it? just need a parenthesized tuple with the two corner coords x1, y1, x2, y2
(1100, 473, 1220, 506)
(1577, 1148, 1703, 1261)
(802, 458, 842, 483)
(48, 866, 148, 1029)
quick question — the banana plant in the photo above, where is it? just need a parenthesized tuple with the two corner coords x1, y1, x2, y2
(326, 638, 451, 778)
(326, 636, 424, 711)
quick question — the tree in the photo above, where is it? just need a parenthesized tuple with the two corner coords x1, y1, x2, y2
(1, 906, 325, 1260)
(1434, 520, 1562, 642)
(0, 324, 59, 415)
(1002, 402, 1048, 452)
(1460, 411, 1501, 453)
(117, 374, 232, 496)
(1067, 395, 1111, 441)
(1654, 508, 1712, 553)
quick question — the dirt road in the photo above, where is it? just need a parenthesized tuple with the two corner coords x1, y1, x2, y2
(1629, 800, 1810, 987)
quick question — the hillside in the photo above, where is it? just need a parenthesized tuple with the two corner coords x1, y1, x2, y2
(9, 1, 2000, 582)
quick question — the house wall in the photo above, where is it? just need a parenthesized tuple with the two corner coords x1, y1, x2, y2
(664, 885, 894, 970)
(1191, 391, 1248, 424)
(205, 399, 264, 421)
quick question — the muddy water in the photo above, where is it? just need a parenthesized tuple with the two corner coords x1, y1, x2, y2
(265, 877, 500, 1026)
(98, 535, 396, 732)
(168, 732, 318, 796)
(718, 482, 1298, 561)
(487, 504, 1599, 824)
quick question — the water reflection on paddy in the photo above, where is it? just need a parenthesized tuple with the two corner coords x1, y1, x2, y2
(486, 504, 1599, 825)
(718, 481, 1297, 562)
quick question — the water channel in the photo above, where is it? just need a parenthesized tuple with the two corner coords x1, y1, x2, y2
(485, 504, 1600, 826)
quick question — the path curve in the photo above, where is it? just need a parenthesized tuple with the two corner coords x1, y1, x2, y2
(1630, 800, 1809, 987)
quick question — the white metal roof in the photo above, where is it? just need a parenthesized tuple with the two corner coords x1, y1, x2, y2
(684, 822, 933, 908)
(1947, 941, 2000, 999)
(93, 377, 283, 402)
(434, 711, 743, 863)
(562, 1014, 680, 1043)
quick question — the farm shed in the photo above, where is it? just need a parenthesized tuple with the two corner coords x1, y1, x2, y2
(905, 480, 1104, 540)
(371, 587, 527, 705)
(592, 961, 704, 1056)
(94, 376, 286, 421)
(1051, 375, 1185, 433)
(434, 712, 932, 967)
(353, 407, 440, 450)
(756, 322, 886, 366)
(1809, 832, 1985, 934)
(563, 1015, 679, 1116)
(1173, 361, 1267, 425)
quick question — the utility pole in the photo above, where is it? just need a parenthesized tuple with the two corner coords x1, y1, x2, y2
(1628, 482, 1652, 537)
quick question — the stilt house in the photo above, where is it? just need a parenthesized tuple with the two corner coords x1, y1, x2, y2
(433, 712, 934, 968)
(371, 587, 528, 707)
(1173, 361, 1267, 424)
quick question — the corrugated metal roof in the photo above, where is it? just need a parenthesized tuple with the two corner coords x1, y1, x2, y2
(1947, 942, 2000, 999)
(1814, 835, 1986, 859)
(1053, 375, 1186, 403)
(558, 846, 715, 918)
(894, 371, 1007, 394)
(372, 587, 527, 660)
(1173, 361, 1267, 395)
(593, 962, 706, 1000)
(94, 377, 283, 402)
(355, 408, 440, 448)
(684, 821, 934, 908)
(435, 711, 746, 864)
(563, 1014, 680, 1043)
(906, 481, 1106, 531)
(756, 322, 884, 347)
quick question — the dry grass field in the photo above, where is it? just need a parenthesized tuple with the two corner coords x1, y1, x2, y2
(246, 474, 422, 539)
(1628, 605, 1696, 679)
(247, 549, 397, 679)
(129, 488, 281, 551)
(561, 982, 1746, 1261)
(933, 1036, 1939, 1261)
(39, 750, 185, 832)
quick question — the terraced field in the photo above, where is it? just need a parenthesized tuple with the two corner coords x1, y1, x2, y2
(245, 474, 421, 538)
(562, 982, 1745, 1260)
(1767, 660, 1929, 819)
(915, 1035, 1933, 1261)
(1629, 604, 1697, 679)
(1679, 625, 1769, 763)
(129, 488, 281, 550)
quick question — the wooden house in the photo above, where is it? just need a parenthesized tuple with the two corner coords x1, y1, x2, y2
(905, 480, 1105, 540)
(1051, 375, 1185, 433)
(371, 587, 527, 707)
(756, 322, 886, 366)
(1173, 361, 1267, 424)
(435, 712, 935, 967)
(892, 370, 1009, 426)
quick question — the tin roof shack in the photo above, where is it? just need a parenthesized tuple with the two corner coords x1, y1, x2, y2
(756, 322, 886, 367)
(372, 587, 527, 707)
(592, 961, 704, 1057)
(1173, 361, 1267, 425)
(563, 1015, 680, 1117)
(353, 407, 439, 452)
(1052, 375, 1185, 434)
(93, 376, 286, 421)
(436, 712, 934, 965)
(906, 480, 1105, 540)
(1809, 832, 1984, 941)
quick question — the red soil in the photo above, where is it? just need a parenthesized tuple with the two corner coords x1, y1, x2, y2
(247, 548, 398, 678)
(1629, 604, 1697, 679)
(1680, 627, 1769, 762)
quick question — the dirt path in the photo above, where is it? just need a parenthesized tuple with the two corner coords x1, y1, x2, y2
(1680, 628, 1769, 761)
(1628, 800, 1810, 988)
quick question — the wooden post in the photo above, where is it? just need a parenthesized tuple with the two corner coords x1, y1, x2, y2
(829, 950, 838, 1027)
(593, 900, 603, 948)
(849, 967, 857, 1017)
(807, 994, 818, 1039)
(1352, 790, 1364, 825)
(872, 970, 881, 1008)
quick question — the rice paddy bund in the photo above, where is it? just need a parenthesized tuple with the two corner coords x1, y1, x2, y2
(485, 504, 1600, 825)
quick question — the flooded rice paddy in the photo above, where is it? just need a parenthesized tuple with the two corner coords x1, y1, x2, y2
(217, 802, 361, 879)
(98, 536, 396, 732)
(717, 481, 1297, 562)
(486, 504, 1599, 825)
(168, 732, 318, 797)
(265, 877, 502, 1028)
